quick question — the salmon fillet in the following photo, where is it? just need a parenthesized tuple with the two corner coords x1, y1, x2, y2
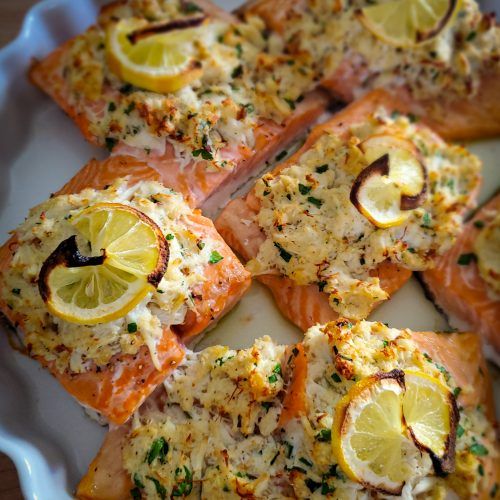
(419, 195, 500, 362)
(28, 1, 329, 208)
(239, 0, 500, 141)
(0, 159, 251, 424)
(216, 90, 478, 330)
(76, 326, 498, 500)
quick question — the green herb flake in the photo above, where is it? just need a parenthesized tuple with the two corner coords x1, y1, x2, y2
(285, 442, 293, 459)
(382, 340, 389, 348)
(274, 242, 292, 262)
(466, 31, 477, 41)
(11, 288, 21, 295)
(105, 137, 118, 152)
(453, 387, 462, 398)
(119, 83, 134, 95)
(231, 65, 243, 79)
(235, 43, 243, 58)
(166, 233, 174, 240)
(318, 281, 327, 292)
(491, 483, 498, 498)
(407, 113, 418, 123)
(273, 363, 282, 375)
(331, 373, 342, 383)
(298, 183, 312, 195)
(124, 102, 135, 115)
(315, 429, 331, 442)
(172, 466, 193, 497)
(243, 103, 254, 114)
(127, 322, 138, 334)
(146, 476, 166, 500)
(305, 478, 322, 493)
(192, 148, 213, 161)
(307, 196, 323, 208)
(262, 402, 273, 412)
(457, 253, 476, 265)
(456, 425, 465, 438)
(299, 457, 313, 467)
(470, 443, 489, 456)
(422, 212, 432, 228)
(321, 482, 335, 494)
(197, 240, 205, 250)
(268, 374, 278, 383)
(182, 2, 202, 13)
(473, 220, 485, 229)
(130, 487, 141, 500)
(108, 102, 116, 112)
(209, 250, 224, 264)
(407, 247, 416, 254)
(147, 437, 168, 464)
(478, 464, 485, 476)
(315, 164, 328, 173)
(284, 98, 296, 110)
(133, 473, 145, 489)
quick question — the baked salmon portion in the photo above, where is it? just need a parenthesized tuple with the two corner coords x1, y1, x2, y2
(216, 90, 482, 331)
(239, 0, 500, 141)
(29, 0, 329, 207)
(0, 160, 251, 425)
(76, 320, 498, 499)
(419, 194, 500, 363)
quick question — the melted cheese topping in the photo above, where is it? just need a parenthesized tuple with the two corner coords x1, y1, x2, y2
(248, 109, 481, 319)
(1, 179, 215, 373)
(122, 321, 497, 499)
(62, 1, 321, 171)
(474, 213, 500, 295)
(277, 0, 500, 100)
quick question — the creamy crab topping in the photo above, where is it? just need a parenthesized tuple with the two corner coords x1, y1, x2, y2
(1, 179, 216, 373)
(275, 0, 500, 100)
(248, 109, 481, 319)
(121, 321, 497, 499)
(61, 0, 321, 171)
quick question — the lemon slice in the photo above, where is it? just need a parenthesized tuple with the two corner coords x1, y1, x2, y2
(106, 17, 205, 93)
(356, 0, 461, 48)
(332, 370, 414, 495)
(350, 154, 411, 228)
(38, 203, 168, 325)
(403, 370, 458, 474)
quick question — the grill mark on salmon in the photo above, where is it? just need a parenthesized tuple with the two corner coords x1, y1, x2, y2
(419, 194, 500, 361)
(0, 159, 251, 424)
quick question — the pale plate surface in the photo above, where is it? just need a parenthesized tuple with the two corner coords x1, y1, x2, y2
(0, 1, 498, 499)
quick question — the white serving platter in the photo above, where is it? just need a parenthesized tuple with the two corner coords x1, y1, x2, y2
(0, 1, 498, 499)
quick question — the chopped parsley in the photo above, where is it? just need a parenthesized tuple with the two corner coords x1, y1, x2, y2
(322, 482, 335, 494)
(130, 487, 141, 500)
(182, 1, 202, 13)
(421, 212, 432, 228)
(209, 250, 224, 264)
(146, 476, 166, 500)
(127, 322, 138, 334)
(284, 442, 293, 458)
(315, 429, 331, 442)
(107, 102, 116, 112)
(317, 281, 327, 292)
(316, 164, 328, 173)
(307, 196, 323, 208)
(274, 242, 292, 262)
(473, 220, 485, 229)
(299, 457, 313, 467)
(11, 288, 21, 295)
(457, 253, 476, 265)
(124, 102, 135, 115)
(407, 113, 418, 123)
(214, 355, 234, 366)
(304, 478, 322, 493)
(470, 443, 488, 456)
(331, 373, 342, 383)
(407, 247, 416, 253)
(147, 437, 168, 464)
(105, 137, 118, 152)
(243, 103, 254, 114)
(197, 240, 205, 250)
(273, 363, 282, 376)
(262, 402, 273, 412)
(192, 148, 213, 161)
(231, 65, 243, 79)
(453, 387, 462, 398)
(172, 466, 193, 497)
(298, 183, 312, 195)
(268, 374, 278, 383)
(466, 31, 477, 41)
(284, 98, 296, 110)
(235, 43, 243, 58)
(133, 473, 145, 489)
(166, 233, 174, 240)
(478, 464, 484, 476)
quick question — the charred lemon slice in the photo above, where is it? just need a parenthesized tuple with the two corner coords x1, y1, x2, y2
(403, 370, 458, 474)
(356, 0, 461, 48)
(332, 370, 413, 495)
(39, 203, 168, 325)
(360, 134, 427, 210)
(106, 17, 205, 93)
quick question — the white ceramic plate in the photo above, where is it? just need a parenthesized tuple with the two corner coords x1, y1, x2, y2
(0, 1, 498, 498)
